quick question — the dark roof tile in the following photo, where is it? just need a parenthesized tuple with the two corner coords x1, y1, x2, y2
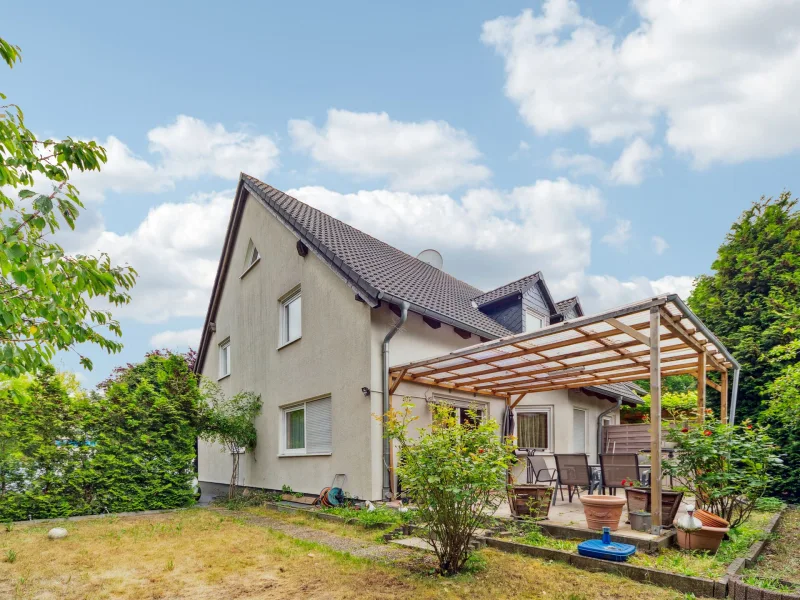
(472, 272, 542, 307)
(243, 175, 512, 337)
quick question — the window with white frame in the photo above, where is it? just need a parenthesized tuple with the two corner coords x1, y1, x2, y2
(280, 288, 302, 345)
(524, 309, 546, 332)
(516, 407, 552, 452)
(218, 338, 231, 378)
(281, 397, 332, 455)
(430, 397, 487, 427)
(573, 408, 587, 453)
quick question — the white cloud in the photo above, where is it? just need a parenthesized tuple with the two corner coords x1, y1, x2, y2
(560, 274, 695, 313)
(601, 218, 632, 251)
(148, 115, 279, 180)
(79, 190, 234, 323)
(290, 184, 692, 315)
(551, 139, 660, 186)
(288, 109, 490, 191)
(609, 138, 661, 185)
(518, 141, 530, 151)
(651, 235, 669, 255)
(550, 148, 607, 179)
(64, 116, 279, 202)
(483, 0, 800, 166)
(150, 328, 202, 349)
(290, 179, 602, 288)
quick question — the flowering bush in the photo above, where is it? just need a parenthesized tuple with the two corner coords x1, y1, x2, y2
(383, 401, 516, 575)
(663, 415, 780, 527)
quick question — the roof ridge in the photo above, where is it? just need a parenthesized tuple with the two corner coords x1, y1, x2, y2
(241, 174, 487, 297)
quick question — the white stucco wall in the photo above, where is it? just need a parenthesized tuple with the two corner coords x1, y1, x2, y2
(367, 304, 621, 496)
(197, 192, 374, 499)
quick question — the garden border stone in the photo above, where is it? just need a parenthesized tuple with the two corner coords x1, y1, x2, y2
(482, 536, 720, 598)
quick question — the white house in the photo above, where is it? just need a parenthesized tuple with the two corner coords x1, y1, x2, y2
(195, 174, 643, 501)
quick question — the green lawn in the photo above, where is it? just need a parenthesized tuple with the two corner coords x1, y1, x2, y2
(0, 508, 698, 600)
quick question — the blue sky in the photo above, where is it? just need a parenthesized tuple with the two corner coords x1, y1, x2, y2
(5, 0, 800, 386)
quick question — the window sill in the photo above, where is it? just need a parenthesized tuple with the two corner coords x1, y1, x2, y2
(218, 374, 231, 381)
(277, 337, 301, 351)
(239, 256, 261, 279)
(277, 452, 332, 458)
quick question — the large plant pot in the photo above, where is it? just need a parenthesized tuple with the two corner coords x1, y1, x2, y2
(625, 488, 684, 527)
(508, 485, 553, 520)
(675, 526, 729, 552)
(579, 495, 626, 531)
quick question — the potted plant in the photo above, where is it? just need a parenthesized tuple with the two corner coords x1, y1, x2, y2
(622, 479, 684, 527)
(662, 415, 780, 528)
(508, 483, 553, 520)
(675, 506, 728, 552)
(579, 494, 626, 531)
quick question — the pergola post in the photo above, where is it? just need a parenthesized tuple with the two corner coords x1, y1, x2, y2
(697, 352, 707, 423)
(720, 369, 729, 424)
(649, 307, 663, 532)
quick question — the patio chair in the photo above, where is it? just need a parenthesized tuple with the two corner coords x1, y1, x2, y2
(526, 454, 561, 498)
(599, 453, 640, 495)
(553, 454, 592, 504)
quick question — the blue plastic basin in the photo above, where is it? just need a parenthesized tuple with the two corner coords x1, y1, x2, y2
(577, 539, 636, 562)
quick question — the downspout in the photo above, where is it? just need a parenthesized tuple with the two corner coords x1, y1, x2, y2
(597, 396, 622, 461)
(383, 301, 409, 499)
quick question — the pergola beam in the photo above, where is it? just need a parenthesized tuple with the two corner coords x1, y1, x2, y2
(697, 352, 707, 423)
(659, 308, 725, 372)
(649, 307, 663, 531)
(720, 370, 729, 424)
(413, 327, 674, 382)
(439, 343, 692, 388)
(605, 317, 651, 347)
(479, 351, 700, 393)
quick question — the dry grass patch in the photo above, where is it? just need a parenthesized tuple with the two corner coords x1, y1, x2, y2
(1, 508, 689, 599)
(747, 507, 800, 587)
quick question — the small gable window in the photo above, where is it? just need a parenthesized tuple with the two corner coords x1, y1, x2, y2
(242, 239, 260, 276)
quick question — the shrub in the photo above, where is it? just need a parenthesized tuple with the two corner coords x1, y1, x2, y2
(197, 382, 261, 498)
(760, 340, 800, 502)
(663, 415, 780, 527)
(0, 352, 200, 520)
(383, 401, 516, 575)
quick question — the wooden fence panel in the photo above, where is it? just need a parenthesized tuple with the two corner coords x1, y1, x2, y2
(602, 424, 670, 454)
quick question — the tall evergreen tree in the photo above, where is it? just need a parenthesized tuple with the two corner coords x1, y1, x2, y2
(689, 192, 800, 419)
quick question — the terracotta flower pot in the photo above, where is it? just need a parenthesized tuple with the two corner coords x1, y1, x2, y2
(579, 495, 626, 531)
(693, 509, 729, 528)
(675, 526, 729, 552)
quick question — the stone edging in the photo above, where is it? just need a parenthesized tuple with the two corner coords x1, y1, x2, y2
(480, 536, 726, 598)
(6, 508, 187, 527)
(479, 507, 790, 599)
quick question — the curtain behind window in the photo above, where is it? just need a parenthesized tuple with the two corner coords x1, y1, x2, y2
(518, 412, 548, 449)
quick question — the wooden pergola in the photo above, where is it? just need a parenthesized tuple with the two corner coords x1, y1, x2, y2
(389, 294, 740, 531)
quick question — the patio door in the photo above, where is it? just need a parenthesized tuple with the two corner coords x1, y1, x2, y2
(572, 408, 587, 454)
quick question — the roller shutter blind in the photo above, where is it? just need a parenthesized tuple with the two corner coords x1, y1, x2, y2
(306, 397, 332, 454)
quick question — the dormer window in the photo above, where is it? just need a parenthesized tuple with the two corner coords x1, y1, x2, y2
(525, 309, 546, 332)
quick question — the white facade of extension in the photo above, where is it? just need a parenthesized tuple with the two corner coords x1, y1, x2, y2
(197, 189, 623, 502)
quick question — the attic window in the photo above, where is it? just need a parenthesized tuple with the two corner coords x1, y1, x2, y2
(242, 240, 260, 276)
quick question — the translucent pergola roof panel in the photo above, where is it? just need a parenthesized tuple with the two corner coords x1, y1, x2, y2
(390, 295, 737, 399)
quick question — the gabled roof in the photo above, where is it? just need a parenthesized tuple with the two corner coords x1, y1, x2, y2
(556, 296, 584, 317)
(195, 175, 652, 403)
(472, 272, 542, 307)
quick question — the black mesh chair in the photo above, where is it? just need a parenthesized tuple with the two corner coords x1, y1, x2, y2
(554, 454, 592, 503)
(599, 453, 640, 495)
(526, 452, 559, 492)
